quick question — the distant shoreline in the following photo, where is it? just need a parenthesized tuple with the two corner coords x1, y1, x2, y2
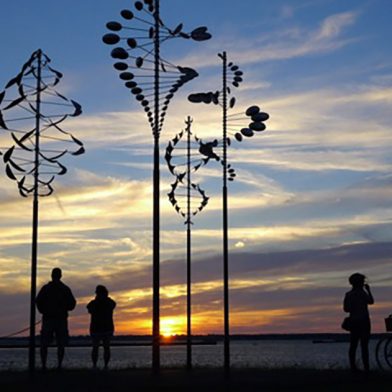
(1, 333, 390, 349)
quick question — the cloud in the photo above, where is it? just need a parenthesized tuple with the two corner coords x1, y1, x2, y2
(177, 11, 359, 68)
(3, 241, 391, 336)
(315, 12, 357, 40)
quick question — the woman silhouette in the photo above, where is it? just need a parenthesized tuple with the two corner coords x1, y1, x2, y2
(87, 285, 116, 369)
(343, 273, 374, 372)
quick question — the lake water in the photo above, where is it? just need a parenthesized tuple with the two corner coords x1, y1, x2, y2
(0, 340, 381, 371)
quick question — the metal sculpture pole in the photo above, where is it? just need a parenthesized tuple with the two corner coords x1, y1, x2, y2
(103, 0, 211, 371)
(221, 51, 230, 373)
(152, 0, 161, 369)
(0, 49, 84, 372)
(188, 52, 270, 372)
(165, 117, 210, 368)
(186, 118, 192, 369)
(29, 49, 42, 372)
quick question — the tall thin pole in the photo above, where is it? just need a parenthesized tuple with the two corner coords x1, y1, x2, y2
(186, 117, 192, 369)
(152, 0, 160, 372)
(28, 49, 42, 372)
(221, 51, 230, 372)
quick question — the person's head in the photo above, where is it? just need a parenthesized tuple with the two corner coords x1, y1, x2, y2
(51, 268, 62, 282)
(349, 273, 366, 289)
(95, 285, 109, 298)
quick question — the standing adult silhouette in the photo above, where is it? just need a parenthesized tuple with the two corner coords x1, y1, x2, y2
(343, 273, 374, 372)
(36, 268, 76, 370)
(87, 285, 116, 370)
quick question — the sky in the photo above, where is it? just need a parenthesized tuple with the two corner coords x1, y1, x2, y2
(0, 0, 392, 337)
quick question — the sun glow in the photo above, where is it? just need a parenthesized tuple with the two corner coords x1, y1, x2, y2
(160, 317, 185, 337)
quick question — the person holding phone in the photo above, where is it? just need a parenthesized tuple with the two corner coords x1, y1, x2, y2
(343, 273, 374, 372)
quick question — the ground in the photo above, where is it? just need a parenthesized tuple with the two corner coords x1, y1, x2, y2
(1, 368, 392, 391)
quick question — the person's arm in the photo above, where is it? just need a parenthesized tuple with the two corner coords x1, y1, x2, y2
(87, 301, 93, 314)
(35, 285, 46, 314)
(343, 293, 350, 313)
(364, 284, 374, 305)
(66, 287, 77, 311)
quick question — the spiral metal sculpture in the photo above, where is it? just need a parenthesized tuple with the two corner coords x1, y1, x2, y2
(0, 49, 84, 371)
(0, 51, 84, 197)
(165, 117, 211, 368)
(188, 51, 269, 371)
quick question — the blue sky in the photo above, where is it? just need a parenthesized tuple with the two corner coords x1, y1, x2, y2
(0, 0, 392, 336)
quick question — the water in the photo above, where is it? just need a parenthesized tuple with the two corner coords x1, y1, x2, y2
(0, 340, 379, 371)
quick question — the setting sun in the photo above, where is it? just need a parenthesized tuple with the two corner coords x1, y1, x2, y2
(160, 317, 185, 337)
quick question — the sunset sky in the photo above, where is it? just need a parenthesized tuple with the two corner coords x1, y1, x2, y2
(1, 0, 392, 337)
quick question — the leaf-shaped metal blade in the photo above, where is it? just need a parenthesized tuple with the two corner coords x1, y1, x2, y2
(106, 21, 122, 31)
(103, 33, 121, 45)
(5, 71, 23, 89)
(246, 105, 260, 116)
(121, 10, 134, 20)
(8, 158, 26, 173)
(252, 112, 269, 122)
(20, 129, 36, 143)
(3, 96, 25, 110)
(249, 122, 266, 132)
(190, 26, 212, 41)
(3, 146, 15, 163)
(5, 165, 17, 180)
(136, 57, 144, 68)
(234, 133, 243, 142)
(111, 47, 129, 60)
(173, 23, 183, 35)
(71, 100, 82, 116)
(11, 133, 33, 151)
(71, 135, 83, 146)
(71, 146, 85, 156)
(57, 162, 67, 175)
(0, 111, 8, 129)
(241, 128, 254, 137)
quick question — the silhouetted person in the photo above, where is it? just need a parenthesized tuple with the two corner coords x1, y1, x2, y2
(87, 285, 116, 369)
(343, 273, 374, 372)
(36, 267, 76, 370)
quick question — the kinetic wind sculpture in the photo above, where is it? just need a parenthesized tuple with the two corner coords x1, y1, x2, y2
(188, 51, 269, 371)
(165, 117, 210, 369)
(0, 49, 84, 371)
(102, 0, 211, 369)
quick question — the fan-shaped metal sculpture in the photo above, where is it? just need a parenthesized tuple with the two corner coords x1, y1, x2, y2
(103, 1, 210, 137)
(103, 0, 211, 369)
(165, 117, 210, 369)
(188, 51, 269, 371)
(0, 49, 84, 371)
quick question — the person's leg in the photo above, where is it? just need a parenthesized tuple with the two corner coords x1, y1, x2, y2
(40, 320, 53, 370)
(349, 332, 359, 371)
(57, 345, 65, 369)
(91, 336, 99, 368)
(55, 318, 68, 369)
(40, 345, 48, 370)
(103, 336, 111, 369)
(360, 334, 370, 371)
